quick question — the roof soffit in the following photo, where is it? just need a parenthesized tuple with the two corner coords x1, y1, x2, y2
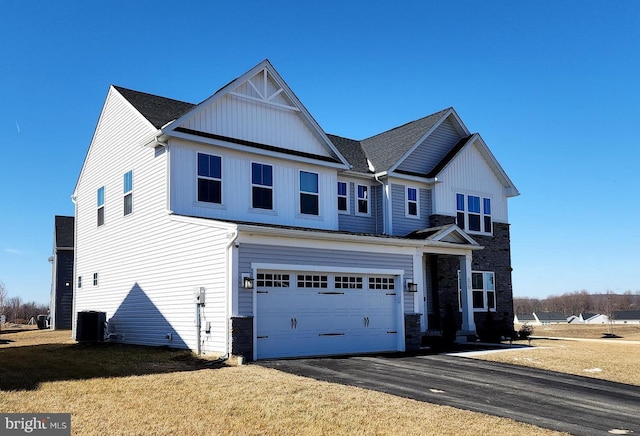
(163, 60, 350, 168)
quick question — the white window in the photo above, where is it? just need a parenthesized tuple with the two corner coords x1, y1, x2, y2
(77, 276, 82, 289)
(93, 273, 99, 287)
(335, 276, 363, 289)
(197, 153, 222, 204)
(406, 187, 419, 218)
(257, 273, 289, 288)
(368, 277, 394, 290)
(123, 170, 133, 216)
(458, 271, 495, 311)
(456, 193, 492, 234)
(356, 184, 369, 215)
(297, 274, 327, 288)
(97, 186, 105, 227)
(337, 181, 349, 213)
(299, 171, 319, 215)
(252, 163, 273, 210)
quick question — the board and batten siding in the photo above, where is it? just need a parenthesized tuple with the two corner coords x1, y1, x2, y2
(396, 118, 463, 174)
(169, 139, 339, 231)
(433, 142, 508, 223)
(390, 184, 432, 237)
(237, 243, 415, 315)
(74, 88, 229, 354)
(180, 94, 335, 159)
(337, 181, 383, 234)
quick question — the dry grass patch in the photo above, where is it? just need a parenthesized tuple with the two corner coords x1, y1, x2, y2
(473, 339, 640, 386)
(523, 323, 640, 340)
(0, 329, 565, 435)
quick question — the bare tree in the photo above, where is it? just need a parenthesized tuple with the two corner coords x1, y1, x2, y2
(0, 281, 7, 332)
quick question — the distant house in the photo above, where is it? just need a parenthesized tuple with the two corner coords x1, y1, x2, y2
(514, 313, 536, 324)
(611, 311, 640, 324)
(580, 312, 609, 324)
(533, 312, 567, 325)
(49, 216, 74, 330)
(566, 315, 580, 324)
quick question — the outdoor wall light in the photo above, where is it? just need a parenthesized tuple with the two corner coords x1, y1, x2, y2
(406, 281, 418, 292)
(242, 274, 254, 290)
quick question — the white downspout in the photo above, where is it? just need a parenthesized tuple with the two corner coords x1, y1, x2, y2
(224, 231, 239, 357)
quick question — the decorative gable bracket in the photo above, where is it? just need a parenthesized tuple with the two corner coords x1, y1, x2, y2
(229, 67, 300, 112)
(405, 224, 481, 247)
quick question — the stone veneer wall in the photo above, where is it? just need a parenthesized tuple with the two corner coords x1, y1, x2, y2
(404, 313, 422, 351)
(230, 316, 253, 361)
(429, 215, 514, 332)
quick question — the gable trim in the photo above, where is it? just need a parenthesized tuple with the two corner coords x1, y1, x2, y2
(163, 59, 350, 169)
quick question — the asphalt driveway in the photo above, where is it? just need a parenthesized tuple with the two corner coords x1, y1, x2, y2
(259, 352, 640, 435)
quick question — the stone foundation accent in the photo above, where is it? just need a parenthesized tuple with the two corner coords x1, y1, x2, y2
(230, 317, 253, 361)
(404, 313, 422, 351)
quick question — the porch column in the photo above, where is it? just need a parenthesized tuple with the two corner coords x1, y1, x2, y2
(459, 253, 476, 332)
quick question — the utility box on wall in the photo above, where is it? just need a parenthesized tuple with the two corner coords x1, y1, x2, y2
(194, 287, 205, 306)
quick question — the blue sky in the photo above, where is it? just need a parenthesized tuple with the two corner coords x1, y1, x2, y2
(1, 1, 639, 304)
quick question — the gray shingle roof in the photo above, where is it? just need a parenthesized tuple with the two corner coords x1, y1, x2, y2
(114, 84, 457, 176)
(515, 313, 536, 321)
(534, 312, 567, 321)
(360, 108, 450, 172)
(113, 86, 195, 129)
(54, 215, 74, 249)
(326, 134, 371, 173)
(612, 310, 640, 320)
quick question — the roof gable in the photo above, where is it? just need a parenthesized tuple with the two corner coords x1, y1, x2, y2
(359, 108, 452, 173)
(165, 60, 349, 168)
(405, 224, 479, 246)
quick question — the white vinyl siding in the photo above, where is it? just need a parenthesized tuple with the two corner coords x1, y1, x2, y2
(433, 143, 508, 224)
(179, 92, 336, 160)
(169, 141, 339, 230)
(74, 88, 229, 355)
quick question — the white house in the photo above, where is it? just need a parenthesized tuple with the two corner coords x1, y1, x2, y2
(72, 59, 519, 360)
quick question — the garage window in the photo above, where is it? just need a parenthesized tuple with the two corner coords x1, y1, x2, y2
(257, 273, 290, 288)
(297, 274, 328, 288)
(369, 277, 395, 290)
(335, 276, 363, 289)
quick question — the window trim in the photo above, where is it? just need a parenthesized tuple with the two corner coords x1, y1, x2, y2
(299, 170, 319, 216)
(458, 270, 496, 312)
(356, 184, 370, 216)
(405, 186, 419, 218)
(455, 192, 492, 234)
(251, 162, 274, 211)
(123, 170, 133, 216)
(337, 181, 349, 214)
(197, 152, 223, 205)
(97, 186, 105, 227)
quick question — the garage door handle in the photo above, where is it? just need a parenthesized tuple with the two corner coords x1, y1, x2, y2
(291, 318, 298, 329)
(364, 316, 370, 327)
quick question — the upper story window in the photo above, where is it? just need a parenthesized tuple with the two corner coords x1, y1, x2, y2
(299, 171, 319, 215)
(458, 271, 496, 311)
(197, 153, 222, 204)
(456, 193, 491, 233)
(97, 186, 105, 227)
(406, 187, 419, 218)
(93, 272, 99, 287)
(357, 184, 369, 215)
(77, 276, 82, 289)
(337, 181, 348, 213)
(251, 163, 273, 210)
(123, 170, 133, 216)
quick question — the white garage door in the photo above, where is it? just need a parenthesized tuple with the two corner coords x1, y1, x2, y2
(256, 271, 400, 359)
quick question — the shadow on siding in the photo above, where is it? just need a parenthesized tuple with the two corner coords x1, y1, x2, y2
(108, 282, 188, 349)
